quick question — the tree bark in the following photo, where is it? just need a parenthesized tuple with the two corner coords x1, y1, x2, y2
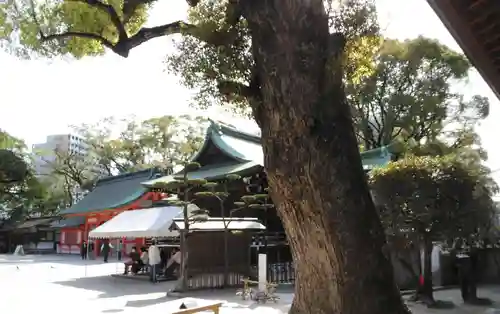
(397, 256, 418, 287)
(417, 236, 434, 303)
(240, 1, 409, 313)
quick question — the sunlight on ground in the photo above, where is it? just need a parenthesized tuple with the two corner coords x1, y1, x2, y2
(1, 255, 497, 314)
(0, 255, 289, 314)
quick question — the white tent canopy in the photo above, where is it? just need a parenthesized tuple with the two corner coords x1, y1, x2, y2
(172, 218, 265, 231)
(88, 205, 266, 239)
(88, 205, 197, 239)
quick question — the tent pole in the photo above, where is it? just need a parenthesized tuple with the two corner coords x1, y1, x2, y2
(115, 238, 119, 275)
(85, 237, 89, 277)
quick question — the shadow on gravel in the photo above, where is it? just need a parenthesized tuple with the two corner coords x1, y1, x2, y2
(53, 275, 175, 298)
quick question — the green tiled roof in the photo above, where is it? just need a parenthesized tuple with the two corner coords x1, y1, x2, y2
(15, 217, 55, 229)
(145, 120, 395, 186)
(61, 168, 163, 215)
(50, 216, 86, 228)
(144, 161, 260, 187)
(198, 120, 393, 168)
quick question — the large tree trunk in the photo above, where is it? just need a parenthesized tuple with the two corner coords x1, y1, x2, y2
(240, 1, 409, 313)
(416, 235, 435, 304)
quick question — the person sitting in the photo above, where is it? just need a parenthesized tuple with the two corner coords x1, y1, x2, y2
(163, 248, 183, 279)
(140, 247, 149, 265)
(136, 247, 148, 273)
(123, 247, 141, 275)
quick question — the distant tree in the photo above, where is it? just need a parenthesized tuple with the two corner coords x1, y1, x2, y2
(0, 130, 48, 219)
(0, 130, 26, 152)
(349, 37, 489, 152)
(34, 147, 99, 205)
(0, 130, 29, 188)
(0, 149, 29, 187)
(73, 115, 207, 174)
(369, 156, 496, 304)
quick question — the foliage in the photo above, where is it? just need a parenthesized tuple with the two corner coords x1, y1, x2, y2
(72, 115, 207, 174)
(151, 161, 209, 225)
(166, 0, 381, 115)
(369, 156, 496, 244)
(33, 143, 101, 207)
(36, 147, 100, 186)
(0, 149, 29, 186)
(151, 161, 209, 291)
(166, 3, 490, 169)
(0, 129, 26, 152)
(30, 114, 206, 210)
(0, 130, 50, 219)
(2, 0, 380, 114)
(348, 37, 489, 154)
(1, 0, 151, 58)
(370, 155, 496, 301)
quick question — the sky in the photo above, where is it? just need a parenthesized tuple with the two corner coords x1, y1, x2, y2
(1, 0, 499, 179)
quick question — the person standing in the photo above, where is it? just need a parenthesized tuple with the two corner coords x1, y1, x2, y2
(117, 240, 123, 261)
(89, 240, 95, 260)
(456, 252, 472, 302)
(101, 239, 112, 263)
(148, 240, 161, 283)
(80, 241, 88, 260)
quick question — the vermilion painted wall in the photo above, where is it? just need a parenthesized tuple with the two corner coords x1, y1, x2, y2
(59, 226, 84, 254)
(80, 191, 163, 258)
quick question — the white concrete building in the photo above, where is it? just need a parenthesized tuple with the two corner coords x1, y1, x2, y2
(32, 134, 89, 176)
(32, 134, 107, 202)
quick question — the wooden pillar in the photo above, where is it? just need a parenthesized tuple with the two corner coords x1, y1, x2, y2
(180, 230, 187, 291)
(83, 217, 89, 242)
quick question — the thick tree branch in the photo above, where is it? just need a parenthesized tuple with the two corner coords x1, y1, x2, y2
(225, 0, 242, 26)
(127, 21, 198, 51)
(217, 62, 262, 105)
(37, 0, 241, 58)
(375, 70, 389, 145)
(186, 0, 200, 7)
(217, 69, 265, 126)
(32, 0, 122, 55)
(36, 0, 126, 51)
(217, 80, 253, 99)
(40, 31, 116, 50)
(0, 178, 22, 185)
(71, 0, 128, 41)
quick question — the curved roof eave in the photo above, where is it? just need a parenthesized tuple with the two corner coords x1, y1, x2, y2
(210, 129, 263, 164)
(189, 119, 395, 169)
(190, 120, 264, 165)
(187, 125, 213, 163)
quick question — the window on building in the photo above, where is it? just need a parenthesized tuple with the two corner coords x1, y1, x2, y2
(46, 232, 54, 241)
(64, 231, 78, 245)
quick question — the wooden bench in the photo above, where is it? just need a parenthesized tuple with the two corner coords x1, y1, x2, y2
(171, 302, 223, 314)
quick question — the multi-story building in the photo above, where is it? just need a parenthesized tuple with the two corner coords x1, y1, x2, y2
(32, 134, 89, 176)
(32, 134, 107, 202)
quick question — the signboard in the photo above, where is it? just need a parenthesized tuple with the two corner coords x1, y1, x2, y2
(138, 199, 153, 208)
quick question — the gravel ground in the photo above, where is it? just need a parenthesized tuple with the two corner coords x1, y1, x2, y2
(1, 254, 500, 314)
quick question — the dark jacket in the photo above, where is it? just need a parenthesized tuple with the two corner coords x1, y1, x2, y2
(130, 251, 141, 263)
(101, 242, 111, 255)
(81, 243, 87, 254)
